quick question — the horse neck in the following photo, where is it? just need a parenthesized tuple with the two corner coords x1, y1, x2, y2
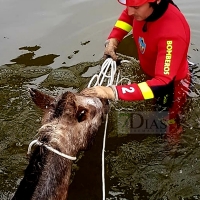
(12, 146, 73, 200)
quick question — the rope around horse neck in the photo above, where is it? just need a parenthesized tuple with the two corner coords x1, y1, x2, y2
(87, 58, 131, 200)
(27, 139, 77, 160)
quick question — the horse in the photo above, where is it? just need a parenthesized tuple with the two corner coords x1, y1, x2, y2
(12, 88, 109, 200)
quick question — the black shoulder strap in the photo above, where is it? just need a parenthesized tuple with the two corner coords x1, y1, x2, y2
(169, 0, 180, 10)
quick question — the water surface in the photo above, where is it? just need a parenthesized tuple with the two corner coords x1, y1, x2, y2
(0, 0, 200, 199)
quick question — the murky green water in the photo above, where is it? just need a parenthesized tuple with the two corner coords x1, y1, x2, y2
(0, 0, 200, 199)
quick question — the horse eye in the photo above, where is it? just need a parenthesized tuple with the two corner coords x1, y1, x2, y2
(77, 110, 87, 122)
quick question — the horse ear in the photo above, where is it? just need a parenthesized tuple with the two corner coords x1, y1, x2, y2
(29, 88, 55, 110)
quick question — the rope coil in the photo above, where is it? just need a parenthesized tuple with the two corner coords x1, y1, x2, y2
(87, 58, 131, 88)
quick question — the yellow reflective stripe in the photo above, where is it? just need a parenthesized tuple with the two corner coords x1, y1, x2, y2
(138, 82, 154, 99)
(115, 20, 132, 32)
(167, 119, 176, 125)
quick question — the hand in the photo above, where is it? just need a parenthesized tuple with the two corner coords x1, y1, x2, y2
(80, 86, 115, 100)
(104, 38, 119, 61)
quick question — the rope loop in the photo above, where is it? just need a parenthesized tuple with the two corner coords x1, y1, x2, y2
(87, 58, 131, 88)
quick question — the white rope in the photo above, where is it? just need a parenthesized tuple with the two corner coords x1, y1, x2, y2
(102, 113, 108, 200)
(27, 139, 77, 161)
(87, 58, 131, 88)
(87, 58, 131, 200)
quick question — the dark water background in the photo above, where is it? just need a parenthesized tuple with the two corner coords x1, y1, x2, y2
(0, 0, 200, 199)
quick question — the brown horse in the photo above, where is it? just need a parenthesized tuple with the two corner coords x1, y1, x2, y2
(12, 88, 109, 200)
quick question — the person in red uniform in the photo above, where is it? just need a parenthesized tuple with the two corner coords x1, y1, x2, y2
(81, 0, 191, 136)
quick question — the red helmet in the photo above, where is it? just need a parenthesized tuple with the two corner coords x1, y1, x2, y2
(118, 0, 156, 6)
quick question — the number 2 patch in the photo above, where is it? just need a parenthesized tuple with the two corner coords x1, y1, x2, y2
(121, 87, 135, 94)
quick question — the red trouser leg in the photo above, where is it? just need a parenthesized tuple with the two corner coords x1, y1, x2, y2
(167, 73, 191, 136)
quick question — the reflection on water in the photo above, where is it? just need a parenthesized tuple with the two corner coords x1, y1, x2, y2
(0, 85, 41, 199)
(9, 45, 59, 67)
(105, 134, 200, 199)
(40, 60, 103, 91)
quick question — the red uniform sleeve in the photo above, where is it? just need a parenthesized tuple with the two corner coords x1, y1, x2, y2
(108, 8, 133, 42)
(146, 37, 188, 97)
(147, 38, 187, 87)
(116, 83, 145, 101)
(115, 37, 188, 101)
(116, 82, 154, 101)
